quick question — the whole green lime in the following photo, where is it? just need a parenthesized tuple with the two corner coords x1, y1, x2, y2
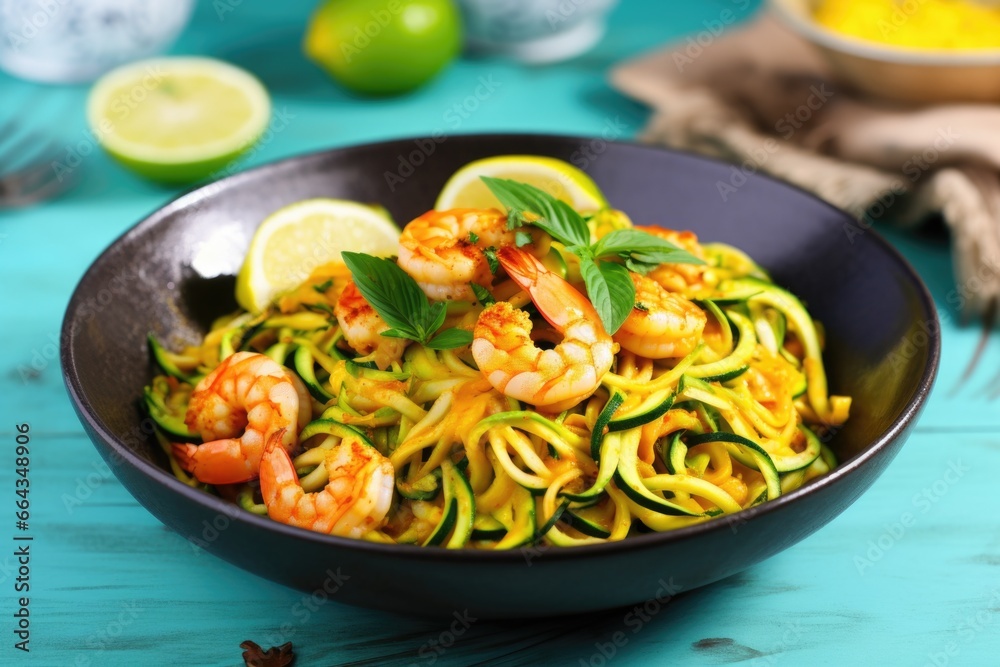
(305, 0, 461, 95)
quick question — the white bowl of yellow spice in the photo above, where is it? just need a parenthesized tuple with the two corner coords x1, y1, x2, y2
(770, 0, 1000, 104)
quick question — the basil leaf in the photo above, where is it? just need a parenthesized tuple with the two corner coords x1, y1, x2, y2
(342, 252, 429, 336)
(579, 259, 612, 334)
(312, 279, 334, 294)
(483, 247, 499, 274)
(507, 209, 525, 230)
(481, 177, 590, 247)
(380, 328, 418, 340)
(630, 249, 704, 266)
(593, 229, 704, 266)
(624, 257, 656, 274)
(599, 261, 636, 335)
(305, 302, 335, 315)
(470, 283, 495, 307)
(426, 301, 448, 337)
(426, 328, 474, 350)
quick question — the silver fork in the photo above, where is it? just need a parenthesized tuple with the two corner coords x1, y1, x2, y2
(0, 116, 74, 208)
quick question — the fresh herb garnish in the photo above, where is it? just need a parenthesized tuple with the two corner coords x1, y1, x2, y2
(484, 177, 590, 246)
(481, 177, 704, 333)
(470, 283, 496, 307)
(305, 302, 335, 316)
(467, 231, 479, 244)
(341, 252, 472, 350)
(515, 230, 533, 248)
(483, 246, 499, 274)
(634, 301, 649, 312)
(312, 278, 334, 294)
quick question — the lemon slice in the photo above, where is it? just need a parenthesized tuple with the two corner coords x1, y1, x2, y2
(87, 57, 271, 183)
(435, 155, 607, 212)
(236, 199, 401, 313)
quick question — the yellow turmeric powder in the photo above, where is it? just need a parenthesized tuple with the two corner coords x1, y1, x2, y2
(815, 0, 1000, 50)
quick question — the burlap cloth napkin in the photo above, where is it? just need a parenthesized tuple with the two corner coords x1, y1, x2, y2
(611, 15, 1000, 318)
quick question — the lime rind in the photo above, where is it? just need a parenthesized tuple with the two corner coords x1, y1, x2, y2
(87, 57, 271, 182)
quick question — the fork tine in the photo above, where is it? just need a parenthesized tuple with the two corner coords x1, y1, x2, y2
(0, 150, 72, 209)
(0, 92, 76, 208)
(0, 175, 65, 208)
(0, 132, 54, 173)
(0, 89, 47, 154)
(0, 117, 19, 145)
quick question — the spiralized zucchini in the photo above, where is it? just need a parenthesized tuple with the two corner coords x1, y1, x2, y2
(145, 214, 850, 549)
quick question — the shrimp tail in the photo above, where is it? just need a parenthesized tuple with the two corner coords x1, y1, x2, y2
(260, 429, 297, 510)
(497, 246, 597, 332)
(172, 439, 256, 485)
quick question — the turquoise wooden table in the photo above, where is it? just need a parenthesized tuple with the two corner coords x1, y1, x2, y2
(2, 1, 998, 665)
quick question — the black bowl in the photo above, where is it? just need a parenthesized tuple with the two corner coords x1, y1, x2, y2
(62, 134, 939, 618)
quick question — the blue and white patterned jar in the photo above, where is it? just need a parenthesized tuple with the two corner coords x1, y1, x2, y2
(0, 0, 194, 83)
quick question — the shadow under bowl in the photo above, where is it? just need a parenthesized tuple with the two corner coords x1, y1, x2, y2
(61, 133, 939, 618)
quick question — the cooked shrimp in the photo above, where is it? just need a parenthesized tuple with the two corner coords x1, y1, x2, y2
(637, 226, 716, 296)
(397, 208, 519, 301)
(472, 246, 616, 411)
(174, 352, 301, 484)
(614, 272, 706, 359)
(259, 431, 394, 538)
(334, 279, 407, 370)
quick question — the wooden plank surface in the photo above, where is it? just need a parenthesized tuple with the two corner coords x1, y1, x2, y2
(2, 1, 998, 665)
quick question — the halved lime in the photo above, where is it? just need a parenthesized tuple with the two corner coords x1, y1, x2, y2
(235, 199, 401, 313)
(87, 57, 271, 183)
(435, 155, 607, 212)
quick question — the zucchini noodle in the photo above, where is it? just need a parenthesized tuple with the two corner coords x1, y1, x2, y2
(144, 209, 850, 549)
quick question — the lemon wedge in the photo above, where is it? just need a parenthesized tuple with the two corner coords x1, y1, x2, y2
(235, 199, 400, 313)
(435, 155, 607, 212)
